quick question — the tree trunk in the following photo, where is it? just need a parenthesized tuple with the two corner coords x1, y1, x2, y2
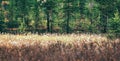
(100, 14, 107, 33)
(66, 0, 70, 33)
(50, 18, 53, 33)
(66, 12, 70, 33)
(34, 1, 39, 32)
(46, 11, 50, 32)
(50, 10, 53, 33)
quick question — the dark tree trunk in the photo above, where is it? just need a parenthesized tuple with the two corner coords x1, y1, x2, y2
(100, 14, 107, 33)
(89, 12, 93, 25)
(50, 18, 53, 33)
(66, 11, 70, 33)
(50, 11, 53, 33)
(47, 11, 50, 32)
(34, 1, 39, 31)
(66, 0, 70, 33)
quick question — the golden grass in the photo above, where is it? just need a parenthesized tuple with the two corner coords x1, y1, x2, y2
(0, 33, 120, 61)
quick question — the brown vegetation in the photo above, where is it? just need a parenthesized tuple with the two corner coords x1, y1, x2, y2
(0, 34, 120, 61)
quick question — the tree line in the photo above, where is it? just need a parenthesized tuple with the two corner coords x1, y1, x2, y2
(0, 0, 120, 35)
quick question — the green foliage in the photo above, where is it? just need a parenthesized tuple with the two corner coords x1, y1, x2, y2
(0, 12, 4, 20)
(7, 20, 20, 28)
(0, 11, 6, 31)
(18, 22, 26, 33)
(0, 20, 6, 31)
(0, 0, 120, 36)
(108, 10, 120, 37)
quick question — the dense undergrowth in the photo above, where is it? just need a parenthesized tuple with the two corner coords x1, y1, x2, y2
(0, 34, 120, 61)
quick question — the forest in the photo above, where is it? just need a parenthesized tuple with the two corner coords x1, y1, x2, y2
(0, 0, 120, 35)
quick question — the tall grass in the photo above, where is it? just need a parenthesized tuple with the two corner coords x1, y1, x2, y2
(0, 34, 120, 61)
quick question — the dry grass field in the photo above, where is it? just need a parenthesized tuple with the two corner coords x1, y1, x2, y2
(0, 33, 120, 61)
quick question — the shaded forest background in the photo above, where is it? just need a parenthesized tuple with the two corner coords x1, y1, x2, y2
(0, 0, 120, 36)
